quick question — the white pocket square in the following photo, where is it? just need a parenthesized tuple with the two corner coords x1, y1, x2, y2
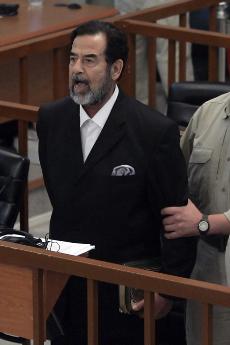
(111, 165, 135, 176)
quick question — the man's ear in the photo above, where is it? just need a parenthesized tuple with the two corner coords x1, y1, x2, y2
(111, 59, 124, 81)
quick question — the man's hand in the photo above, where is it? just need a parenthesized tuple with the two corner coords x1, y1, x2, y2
(161, 199, 202, 239)
(131, 293, 172, 319)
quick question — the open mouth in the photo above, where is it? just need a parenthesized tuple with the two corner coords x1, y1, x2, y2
(73, 80, 89, 93)
(74, 80, 88, 85)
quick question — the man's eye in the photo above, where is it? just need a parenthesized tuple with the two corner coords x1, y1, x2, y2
(84, 58, 96, 65)
(70, 56, 76, 63)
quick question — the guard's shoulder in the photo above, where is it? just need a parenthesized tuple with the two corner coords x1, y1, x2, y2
(193, 91, 230, 125)
(205, 91, 230, 106)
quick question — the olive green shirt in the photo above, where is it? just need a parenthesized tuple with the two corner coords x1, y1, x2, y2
(181, 92, 230, 222)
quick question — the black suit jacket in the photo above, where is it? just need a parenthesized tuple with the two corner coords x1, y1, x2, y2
(37, 91, 196, 277)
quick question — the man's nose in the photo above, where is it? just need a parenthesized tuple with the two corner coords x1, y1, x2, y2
(71, 58, 84, 73)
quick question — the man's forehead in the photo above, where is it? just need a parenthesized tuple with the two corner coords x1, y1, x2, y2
(72, 33, 106, 54)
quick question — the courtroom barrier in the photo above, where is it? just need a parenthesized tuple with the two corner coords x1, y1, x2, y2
(1, 0, 230, 109)
(111, 0, 230, 107)
(0, 240, 229, 345)
(0, 1, 118, 105)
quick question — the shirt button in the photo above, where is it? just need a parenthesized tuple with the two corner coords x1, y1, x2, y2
(222, 187, 226, 192)
(227, 157, 230, 162)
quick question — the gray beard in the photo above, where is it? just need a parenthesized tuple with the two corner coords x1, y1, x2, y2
(70, 88, 101, 105)
(70, 68, 112, 106)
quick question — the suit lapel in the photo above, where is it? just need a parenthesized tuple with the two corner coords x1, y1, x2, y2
(65, 98, 84, 178)
(76, 92, 127, 182)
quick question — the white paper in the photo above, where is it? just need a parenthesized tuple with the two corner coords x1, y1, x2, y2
(44, 239, 95, 256)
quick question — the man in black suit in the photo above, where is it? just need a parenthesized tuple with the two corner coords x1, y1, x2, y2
(37, 20, 196, 345)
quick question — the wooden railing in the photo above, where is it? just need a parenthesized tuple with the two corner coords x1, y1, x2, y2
(0, 240, 230, 345)
(0, 29, 71, 104)
(111, 0, 230, 107)
(0, 1, 118, 104)
(3, 0, 229, 108)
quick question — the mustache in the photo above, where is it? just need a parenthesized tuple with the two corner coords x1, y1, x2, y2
(71, 74, 89, 85)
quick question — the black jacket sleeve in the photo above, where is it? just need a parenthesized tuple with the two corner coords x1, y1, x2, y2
(148, 121, 197, 279)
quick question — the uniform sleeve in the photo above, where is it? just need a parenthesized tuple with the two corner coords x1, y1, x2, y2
(180, 105, 202, 165)
(183, 105, 230, 232)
